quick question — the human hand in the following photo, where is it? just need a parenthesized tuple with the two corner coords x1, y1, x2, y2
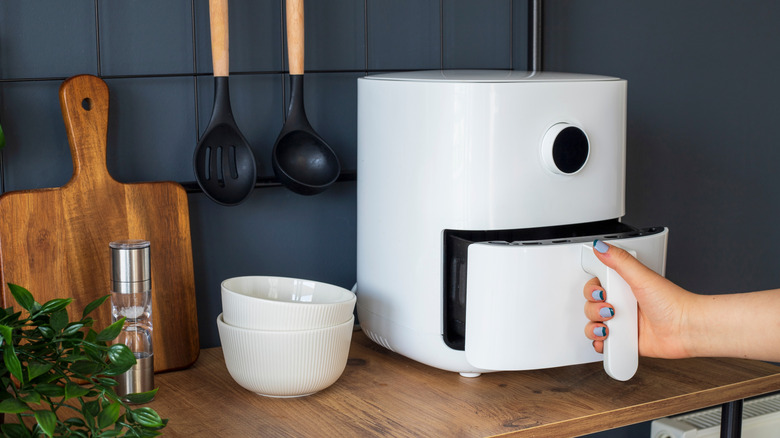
(583, 240, 695, 359)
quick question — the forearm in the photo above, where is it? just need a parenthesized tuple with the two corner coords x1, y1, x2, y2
(684, 289, 780, 362)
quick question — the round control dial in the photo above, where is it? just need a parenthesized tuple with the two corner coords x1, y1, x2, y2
(541, 123, 590, 175)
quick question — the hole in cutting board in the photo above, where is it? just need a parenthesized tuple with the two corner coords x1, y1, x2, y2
(81, 98, 92, 111)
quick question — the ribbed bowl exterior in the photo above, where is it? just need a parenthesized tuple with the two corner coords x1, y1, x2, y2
(221, 276, 356, 331)
(217, 314, 354, 397)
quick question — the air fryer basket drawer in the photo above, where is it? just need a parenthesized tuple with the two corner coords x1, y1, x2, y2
(442, 219, 666, 351)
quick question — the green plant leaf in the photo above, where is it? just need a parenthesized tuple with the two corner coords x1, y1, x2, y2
(96, 318, 125, 342)
(1, 423, 32, 438)
(61, 352, 89, 363)
(103, 344, 135, 375)
(70, 360, 103, 377)
(97, 401, 121, 429)
(50, 308, 69, 332)
(8, 283, 35, 312)
(64, 381, 90, 400)
(130, 407, 164, 428)
(37, 298, 72, 316)
(100, 428, 124, 437)
(122, 388, 158, 404)
(85, 399, 101, 417)
(0, 398, 28, 413)
(37, 326, 55, 339)
(3, 345, 23, 382)
(83, 295, 110, 318)
(84, 328, 98, 343)
(62, 323, 85, 336)
(27, 361, 53, 381)
(0, 122, 5, 150)
(33, 383, 65, 398)
(0, 324, 12, 346)
(0, 310, 22, 326)
(19, 391, 41, 404)
(64, 418, 86, 428)
(82, 343, 104, 362)
(34, 409, 57, 437)
(96, 377, 118, 387)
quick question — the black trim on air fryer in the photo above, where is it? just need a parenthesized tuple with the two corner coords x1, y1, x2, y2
(441, 219, 665, 351)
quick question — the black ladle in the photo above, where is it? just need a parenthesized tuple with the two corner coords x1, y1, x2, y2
(194, 0, 256, 206)
(272, 0, 340, 196)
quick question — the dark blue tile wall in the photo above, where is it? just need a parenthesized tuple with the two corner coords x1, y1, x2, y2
(366, 0, 441, 70)
(98, 1, 195, 76)
(443, 0, 513, 68)
(105, 76, 198, 183)
(0, 1, 98, 79)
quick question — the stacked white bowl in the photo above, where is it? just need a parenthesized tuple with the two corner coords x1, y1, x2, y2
(217, 276, 356, 398)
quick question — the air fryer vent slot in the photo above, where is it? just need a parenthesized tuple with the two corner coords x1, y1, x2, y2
(364, 329, 394, 352)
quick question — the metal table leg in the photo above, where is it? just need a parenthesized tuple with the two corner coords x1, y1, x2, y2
(720, 399, 744, 438)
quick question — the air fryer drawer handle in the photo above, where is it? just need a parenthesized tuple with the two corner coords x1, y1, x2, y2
(581, 244, 638, 381)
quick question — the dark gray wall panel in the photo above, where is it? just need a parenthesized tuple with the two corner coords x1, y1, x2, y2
(0, 1, 98, 79)
(299, 0, 366, 71)
(104, 77, 197, 183)
(98, 1, 194, 77)
(443, 0, 512, 69)
(0, 80, 71, 191)
(367, 0, 441, 70)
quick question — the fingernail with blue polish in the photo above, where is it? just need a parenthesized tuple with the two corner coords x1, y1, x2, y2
(599, 307, 615, 318)
(593, 326, 607, 337)
(593, 240, 609, 254)
(591, 290, 604, 301)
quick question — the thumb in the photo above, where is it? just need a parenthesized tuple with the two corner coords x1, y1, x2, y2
(592, 239, 662, 292)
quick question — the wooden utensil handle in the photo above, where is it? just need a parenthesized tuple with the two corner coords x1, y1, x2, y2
(286, 0, 304, 75)
(209, 0, 229, 77)
(59, 74, 112, 187)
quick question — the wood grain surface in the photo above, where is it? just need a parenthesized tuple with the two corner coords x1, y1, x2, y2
(0, 74, 199, 372)
(208, 0, 229, 77)
(286, 0, 305, 75)
(143, 331, 780, 437)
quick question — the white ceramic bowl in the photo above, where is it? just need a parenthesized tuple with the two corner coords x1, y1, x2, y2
(217, 313, 353, 398)
(221, 276, 356, 331)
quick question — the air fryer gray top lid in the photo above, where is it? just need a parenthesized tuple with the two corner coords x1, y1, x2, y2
(361, 70, 621, 83)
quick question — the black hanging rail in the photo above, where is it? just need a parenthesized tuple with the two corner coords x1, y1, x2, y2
(180, 170, 357, 194)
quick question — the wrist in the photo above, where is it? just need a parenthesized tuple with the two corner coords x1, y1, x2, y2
(679, 292, 707, 358)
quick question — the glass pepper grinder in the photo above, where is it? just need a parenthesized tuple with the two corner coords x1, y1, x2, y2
(110, 240, 154, 402)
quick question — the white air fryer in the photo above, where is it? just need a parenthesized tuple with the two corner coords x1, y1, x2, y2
(356, 70, 668, 380)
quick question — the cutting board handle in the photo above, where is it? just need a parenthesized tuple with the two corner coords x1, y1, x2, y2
(59, 74, 114, 189)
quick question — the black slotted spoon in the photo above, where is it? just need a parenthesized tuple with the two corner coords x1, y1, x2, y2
(194, 0, 256, 206)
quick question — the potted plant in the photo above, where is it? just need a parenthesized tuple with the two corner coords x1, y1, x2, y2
(0, 283, 167, 437)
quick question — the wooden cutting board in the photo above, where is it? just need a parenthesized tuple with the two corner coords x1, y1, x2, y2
(0, 74, 199, 372)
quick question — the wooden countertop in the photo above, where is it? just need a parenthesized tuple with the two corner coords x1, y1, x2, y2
(149, 330, 780, 437)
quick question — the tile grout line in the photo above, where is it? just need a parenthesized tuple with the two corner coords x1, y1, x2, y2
(363, 0, 369, 73)
(94, 0, 102, 77)
(279, 0, 288, 123)
(439, 0, 444, 69)
(191, 0, 200, 143)
(509, 0, 513, 70)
